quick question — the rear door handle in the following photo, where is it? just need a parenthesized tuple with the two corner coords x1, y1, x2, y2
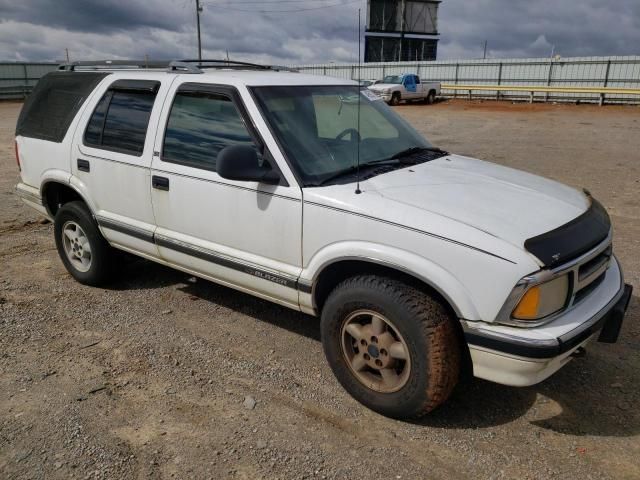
(152, 175, 169, 191)
(77, 159, 90, 172)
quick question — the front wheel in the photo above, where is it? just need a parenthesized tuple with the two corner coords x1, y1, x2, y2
(320, 275, 461, 419)
(54, 201, 115, 286)
(389, 92, 401, 106)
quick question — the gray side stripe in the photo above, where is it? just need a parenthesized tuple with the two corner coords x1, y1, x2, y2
(96, 215, 304, 290)
(303, 201, 516, 264)
(154, 234, 300, 290)
(96, 216, 155, 243)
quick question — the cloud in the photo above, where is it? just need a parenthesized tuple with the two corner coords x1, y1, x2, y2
(437, 0, 640, 60)
(0, 0, 638, 63)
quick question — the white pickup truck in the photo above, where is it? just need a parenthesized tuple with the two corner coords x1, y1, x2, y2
(14, 60, 632, 419)
(368, 73, 440, 105)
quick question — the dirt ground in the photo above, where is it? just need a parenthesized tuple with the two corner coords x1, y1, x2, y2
(1, 99, 639, 480)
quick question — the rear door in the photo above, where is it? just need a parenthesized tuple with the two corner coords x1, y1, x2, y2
(71, 75, 175, 257)
(149, 81, 303, 309)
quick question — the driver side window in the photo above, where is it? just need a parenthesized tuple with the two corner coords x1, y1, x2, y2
(162, 91, 257, 172)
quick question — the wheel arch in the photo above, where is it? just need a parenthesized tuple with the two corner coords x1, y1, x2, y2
(306, 251, 480, 321)
(41, 179, 93, 218)
(309, 256, 476, 378)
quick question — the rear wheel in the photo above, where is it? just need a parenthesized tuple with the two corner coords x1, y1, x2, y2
(426, 90, 436, 105)
(320, 275, 460, 419)
(54, 201, 115, 286)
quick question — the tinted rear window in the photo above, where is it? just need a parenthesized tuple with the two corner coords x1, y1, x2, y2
(15, 71, 108, 143)
(84, 81, 159, 156)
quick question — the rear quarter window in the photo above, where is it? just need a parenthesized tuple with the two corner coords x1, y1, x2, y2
(15, 71, 108, 143)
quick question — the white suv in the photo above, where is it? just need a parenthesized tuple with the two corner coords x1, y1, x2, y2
(14, 60, 632, 419)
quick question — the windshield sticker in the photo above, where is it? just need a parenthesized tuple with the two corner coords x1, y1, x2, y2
(361, 89, 382, 101)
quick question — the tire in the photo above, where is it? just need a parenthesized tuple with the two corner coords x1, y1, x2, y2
(54, 201, 115, 286)
(320, 275, 460, 419)
(390, 92, 401, 106)
(426, 91, 436, 105)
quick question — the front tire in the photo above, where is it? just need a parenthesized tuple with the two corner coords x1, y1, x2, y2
(320, 275, 460, 419)
(389, 92, 401, 106)
(54, 201, 115, 286)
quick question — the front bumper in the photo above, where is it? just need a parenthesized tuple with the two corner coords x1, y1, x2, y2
(462, 257, 632, 386)
(369, 91, 392, 102)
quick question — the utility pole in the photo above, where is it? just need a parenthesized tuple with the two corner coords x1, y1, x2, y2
(65, 48, 70, 63)
(482, 40, 487, 59)
(399, 0, 405, 61)
(196, 0, 203, 61)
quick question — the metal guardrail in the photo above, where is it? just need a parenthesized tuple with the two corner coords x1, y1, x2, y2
(294, 56, 640, 105)
(442, 84, 640, 106)
(0, 62, 57, 100)
(0, 85, 35, 99)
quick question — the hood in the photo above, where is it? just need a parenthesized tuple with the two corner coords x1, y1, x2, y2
(368, 83, 398, 91)
(364, 155, 590, 251)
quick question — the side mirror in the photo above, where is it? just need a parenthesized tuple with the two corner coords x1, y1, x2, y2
(216, 145, 280, 185)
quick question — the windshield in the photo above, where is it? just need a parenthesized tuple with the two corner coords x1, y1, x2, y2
(382, 75, 403, 84)
(252, 85, 432, 186)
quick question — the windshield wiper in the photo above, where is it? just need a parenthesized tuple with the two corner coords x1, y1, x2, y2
(390, 146, 448, 160)
(313, 146, 449, 187)
(360, 146, 449, 168)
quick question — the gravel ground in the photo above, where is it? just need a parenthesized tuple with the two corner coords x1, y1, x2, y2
(1, 99, 639, 480)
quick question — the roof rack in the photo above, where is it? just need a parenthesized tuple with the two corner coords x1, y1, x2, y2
(169, 59, 299, 74)
(57, 59, 299, 74)
(58, 60, 170, 71)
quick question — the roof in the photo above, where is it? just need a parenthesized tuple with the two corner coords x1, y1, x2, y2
(56, 59, 359, 87)
(62, 68, 357, 88)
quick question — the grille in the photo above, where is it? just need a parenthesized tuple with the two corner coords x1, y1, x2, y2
(573, 271, 607, 305)
(578, 245, 612, 283)
(566, 240, 612, 308)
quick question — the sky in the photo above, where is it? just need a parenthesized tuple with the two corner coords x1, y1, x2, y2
(0, 0, 638, 64)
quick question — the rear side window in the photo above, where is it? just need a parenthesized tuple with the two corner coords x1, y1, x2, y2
(84, 80, 159, 156)
(162, 91, 256, 171)
(16, 71, 108, 143)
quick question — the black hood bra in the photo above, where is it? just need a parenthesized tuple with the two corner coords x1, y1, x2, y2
(524, 197, 611, 267)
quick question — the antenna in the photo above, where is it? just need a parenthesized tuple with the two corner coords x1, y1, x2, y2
(355, 7, 362, 195)
(195, 0, 203, 61)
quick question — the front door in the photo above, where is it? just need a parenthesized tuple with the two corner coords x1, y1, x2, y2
(149, 80, 303, 309)
(403, 75, 417, 98)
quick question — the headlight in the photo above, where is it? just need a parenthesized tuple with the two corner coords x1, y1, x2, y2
(512, 274, 569, 321)
(382, 88, 391, 94)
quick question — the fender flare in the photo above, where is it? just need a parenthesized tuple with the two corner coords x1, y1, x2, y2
(40, 170, 97, 218)
(302, 241, 481, 320)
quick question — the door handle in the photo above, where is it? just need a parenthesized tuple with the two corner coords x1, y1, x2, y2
(152, 175, 169, 191)
(77, 159, 90, 172)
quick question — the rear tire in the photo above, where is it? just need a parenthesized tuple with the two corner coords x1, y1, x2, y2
(320, 275, 460, 419)
(426, 91, 436, 105)
(54, 201, 115, 286)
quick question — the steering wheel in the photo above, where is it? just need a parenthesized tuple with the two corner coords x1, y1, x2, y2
(335, 128, 361, 142)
